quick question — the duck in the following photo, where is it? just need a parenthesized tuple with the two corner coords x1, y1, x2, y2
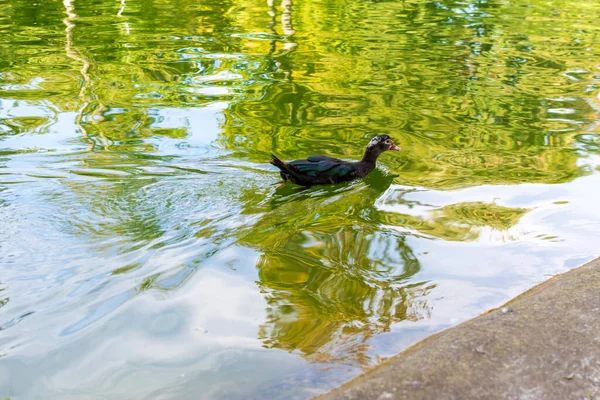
(270, 134, 401, 186)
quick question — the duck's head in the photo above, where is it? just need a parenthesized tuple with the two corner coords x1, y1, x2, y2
(366, 134, 401, 153)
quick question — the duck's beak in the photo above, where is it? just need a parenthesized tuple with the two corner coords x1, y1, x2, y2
(390, 142, 401, 151)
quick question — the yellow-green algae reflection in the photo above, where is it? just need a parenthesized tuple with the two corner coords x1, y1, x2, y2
(1, 0, 600, 398)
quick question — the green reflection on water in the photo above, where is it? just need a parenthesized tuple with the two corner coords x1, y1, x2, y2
(1, 0, 600, 396)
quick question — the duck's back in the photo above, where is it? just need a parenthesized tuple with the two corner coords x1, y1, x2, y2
(285, 155, 359, 185)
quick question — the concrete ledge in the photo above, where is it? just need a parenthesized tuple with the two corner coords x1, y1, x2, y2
(318, 258, 600, 400)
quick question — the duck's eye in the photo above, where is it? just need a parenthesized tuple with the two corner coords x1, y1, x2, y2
(385, 139, 391, 144)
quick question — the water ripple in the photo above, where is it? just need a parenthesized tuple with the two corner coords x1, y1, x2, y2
(2, 0, 600, 398)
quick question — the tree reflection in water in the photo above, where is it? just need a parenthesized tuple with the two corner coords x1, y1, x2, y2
(239, 171, 434, 367)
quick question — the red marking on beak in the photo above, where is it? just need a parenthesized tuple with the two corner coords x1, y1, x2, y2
(391, 142, 401, 151)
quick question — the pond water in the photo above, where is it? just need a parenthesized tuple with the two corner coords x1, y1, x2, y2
(2, 0, 600, 398)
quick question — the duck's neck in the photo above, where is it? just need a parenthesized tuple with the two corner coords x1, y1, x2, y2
(361, 147, 382, 165)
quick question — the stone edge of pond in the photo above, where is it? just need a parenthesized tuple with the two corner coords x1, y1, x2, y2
(316, 257, 600, 400)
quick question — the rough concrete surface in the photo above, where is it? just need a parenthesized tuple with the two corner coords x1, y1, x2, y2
(318, 258, 600, 400)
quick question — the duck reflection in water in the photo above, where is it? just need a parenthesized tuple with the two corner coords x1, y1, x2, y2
(239, 168, 434, 367)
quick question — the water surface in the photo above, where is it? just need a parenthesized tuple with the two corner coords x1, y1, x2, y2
(2, 0, 600, 398)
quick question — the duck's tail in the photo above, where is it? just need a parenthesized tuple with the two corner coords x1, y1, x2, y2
(270, 154, 303, 184)
(271, 154, 285, 169)
(270, 154, 288, 171)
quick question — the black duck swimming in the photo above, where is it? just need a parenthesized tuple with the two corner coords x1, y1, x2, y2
(270, 134, 401, 186)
